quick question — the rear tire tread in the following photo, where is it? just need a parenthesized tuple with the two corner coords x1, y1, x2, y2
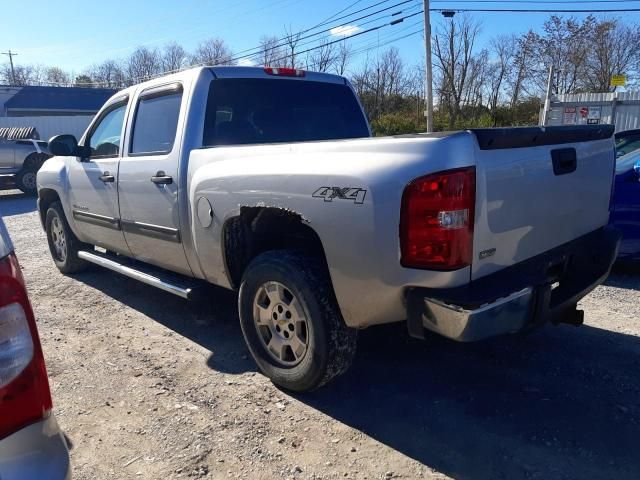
(238, 250, 357, 392)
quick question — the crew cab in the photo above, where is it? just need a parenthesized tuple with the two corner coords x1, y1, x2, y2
(37, 66, 620, 391)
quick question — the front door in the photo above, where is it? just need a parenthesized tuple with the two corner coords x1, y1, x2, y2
(117, 83, 192, 276)
(0, 141, 15, 171)
(67, 99, 130, 254)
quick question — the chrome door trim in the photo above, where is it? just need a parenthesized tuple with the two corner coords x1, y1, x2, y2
(121, 220, 181, 243)
(72, 210, 121, 230)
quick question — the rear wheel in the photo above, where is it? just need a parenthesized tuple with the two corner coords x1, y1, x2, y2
(238, 250, 357, 392)
(45, 202, 89, 273)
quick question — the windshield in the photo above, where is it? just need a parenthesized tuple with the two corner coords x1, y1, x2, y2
(203, 78, 369, 146)
(616, 149, 640, 174)
(615, 131, 640, 158)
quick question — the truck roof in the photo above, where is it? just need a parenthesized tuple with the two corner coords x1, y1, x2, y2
(102, 66, 348, 107)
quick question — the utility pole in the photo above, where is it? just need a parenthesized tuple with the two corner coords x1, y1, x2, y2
(422, 0, 434, 132)
(541, 64, 554, 126)
(1, 50, 17, 85)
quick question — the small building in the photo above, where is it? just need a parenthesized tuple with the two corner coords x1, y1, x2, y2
(0, 85, 116, 117)
(0, 85, 117, 140)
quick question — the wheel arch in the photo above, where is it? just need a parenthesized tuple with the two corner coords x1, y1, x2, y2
(38, 188, 61, 229)
(221, 206, 331, 290)
(22, 151, 50, 171)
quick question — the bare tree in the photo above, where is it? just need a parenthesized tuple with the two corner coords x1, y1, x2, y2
(584, 19, 640, 91)
(283, 26, 301, 68)
(0, 64, 46, 86)
(87, 60, 126, 88)
(162, 42, 187, 73)
(351, 48, 414, 120)
(432, 15, 482, 128)
(333, 42, 352, 76)
(486, 35, 516, 123)
(509, 31, 536, 107)
(46, 67, 70, 86)
(254, 36, 287, 67)
(192, 38, 235, 66)
(126, 46, 162, 83)
(307, 39, 336, 72)
(527, 16, 596, 95)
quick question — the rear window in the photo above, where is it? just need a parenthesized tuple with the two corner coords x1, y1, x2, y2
(203, 78, 369, 146)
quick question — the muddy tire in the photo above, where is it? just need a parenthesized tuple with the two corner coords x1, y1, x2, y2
(238, 250, 357, 392)
(45, 201, 90, 274)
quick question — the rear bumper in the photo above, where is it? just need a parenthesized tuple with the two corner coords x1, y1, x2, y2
(406, 226, 621, 341)
(0, 414, 71, 480)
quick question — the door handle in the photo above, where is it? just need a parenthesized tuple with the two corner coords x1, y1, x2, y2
(99, 172, 115, 183)
(151, 171, 173, 185)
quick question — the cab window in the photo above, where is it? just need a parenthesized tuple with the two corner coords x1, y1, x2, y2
(130, 90, 183, 155)
(87, 103, 126, 159)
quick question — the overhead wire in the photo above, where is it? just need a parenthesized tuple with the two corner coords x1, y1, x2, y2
(29, 1, 640, 87)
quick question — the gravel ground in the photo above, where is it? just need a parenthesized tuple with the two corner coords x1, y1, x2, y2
(1, 189, 639, 480)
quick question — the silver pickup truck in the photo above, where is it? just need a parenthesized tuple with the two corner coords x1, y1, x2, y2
(0, 137, 50, 194)
(37, 66, 621, 391)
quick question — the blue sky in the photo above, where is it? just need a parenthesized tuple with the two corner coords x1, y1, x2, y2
(1, 0, 637, 76)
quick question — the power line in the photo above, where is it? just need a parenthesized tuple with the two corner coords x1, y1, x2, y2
(431, 7, 640, 11)
(228, 0, 415, 61)
(432, 0, 640, 2)
(267, 3, 422, 57)
(349, 21, 423, 55)
(314, 0, 366, 26)
(21, 1, 640, 88)
(352, 28, 423, 57)
(266, 10, 424, 66)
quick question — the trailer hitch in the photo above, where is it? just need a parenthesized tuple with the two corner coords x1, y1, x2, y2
(551, 305, 584, 327)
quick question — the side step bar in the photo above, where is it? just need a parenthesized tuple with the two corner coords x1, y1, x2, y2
(77, 250, 201, 300)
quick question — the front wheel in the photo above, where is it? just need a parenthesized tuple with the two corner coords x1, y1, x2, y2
(45, 202, 89, 273)
(238, 250, 357, 392)
(15, 168, 38, 195)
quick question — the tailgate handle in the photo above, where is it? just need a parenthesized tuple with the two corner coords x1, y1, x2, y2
(551, 148, 577, 176)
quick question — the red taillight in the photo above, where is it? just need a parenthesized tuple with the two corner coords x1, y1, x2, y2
(0, 252, 52, 439)
(400, 167, 476, 270)
(264, 67, 305, 77)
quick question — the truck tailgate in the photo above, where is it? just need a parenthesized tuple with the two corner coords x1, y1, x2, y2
(471, 125, 615, 280)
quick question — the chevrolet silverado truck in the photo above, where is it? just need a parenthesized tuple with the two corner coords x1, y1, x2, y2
(37, 66, 621, 391)
(0, 137, 50, 195)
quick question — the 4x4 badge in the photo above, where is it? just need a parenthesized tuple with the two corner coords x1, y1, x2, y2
(312, 187, 367, 204)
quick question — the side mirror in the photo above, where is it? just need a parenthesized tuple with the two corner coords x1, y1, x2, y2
(634, 160, 640, 181)
(48, 134, 91, 160)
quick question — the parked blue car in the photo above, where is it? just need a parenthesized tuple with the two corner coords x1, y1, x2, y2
(610, 149, 640, 261)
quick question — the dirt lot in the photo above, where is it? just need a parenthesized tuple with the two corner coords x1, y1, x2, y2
(1, 189, 640, 480)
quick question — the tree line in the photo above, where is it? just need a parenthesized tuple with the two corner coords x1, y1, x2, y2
(2, 15, 639, 134)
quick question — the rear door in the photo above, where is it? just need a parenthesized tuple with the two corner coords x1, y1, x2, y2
(117, 82, 192, 276)
(67, 97, 130, 254)
(471, 126, 616, 280)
